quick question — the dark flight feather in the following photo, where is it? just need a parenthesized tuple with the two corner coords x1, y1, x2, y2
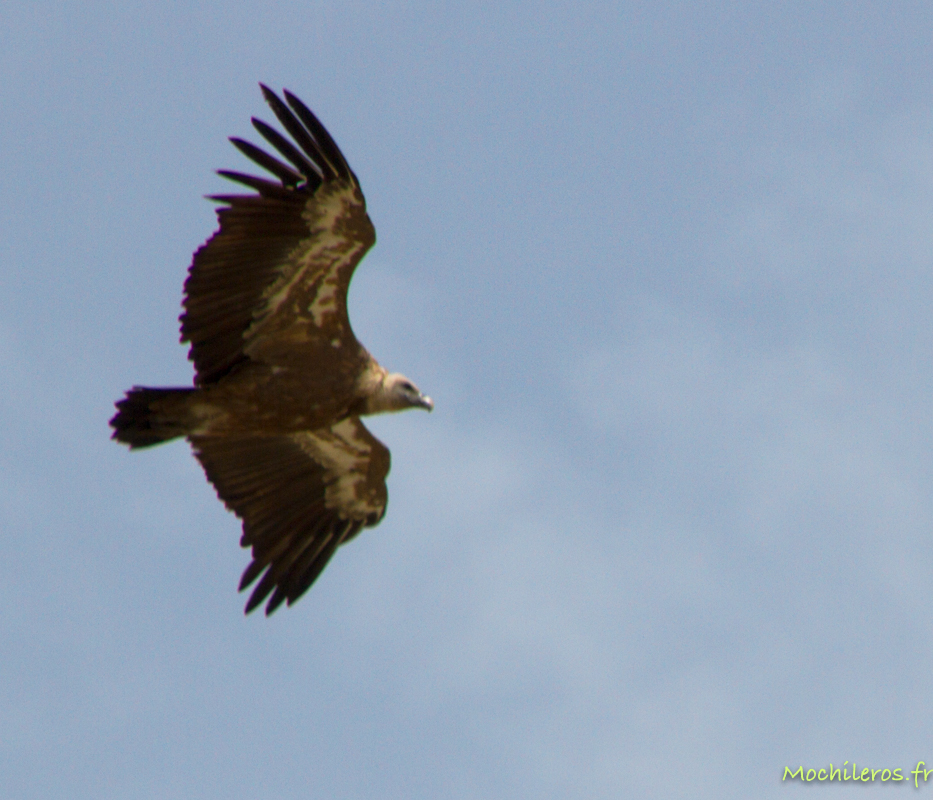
(228, 136, 304, 186)
(250, 118, 323, 182)
(284, 89, 354, 182)
(259, 84, 339, 181)
(214, 170, 296, 199)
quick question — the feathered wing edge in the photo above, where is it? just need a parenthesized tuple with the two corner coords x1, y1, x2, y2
(190, 418, 390, 615)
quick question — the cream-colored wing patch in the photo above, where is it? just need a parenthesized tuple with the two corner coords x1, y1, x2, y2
(291, 417, 389, 520)
(244, 182, 373, 358)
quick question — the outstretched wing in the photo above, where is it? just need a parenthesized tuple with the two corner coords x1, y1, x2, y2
(190, 417, 390, 615)
(180, 85, 376, 386)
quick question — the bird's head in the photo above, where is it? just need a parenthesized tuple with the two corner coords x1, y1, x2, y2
(384, 373, 434, 412)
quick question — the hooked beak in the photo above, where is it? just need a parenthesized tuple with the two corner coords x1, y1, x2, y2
(418, 394, 434, 411)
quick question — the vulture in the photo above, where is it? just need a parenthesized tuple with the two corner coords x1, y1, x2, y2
(111, 85, 433, 615)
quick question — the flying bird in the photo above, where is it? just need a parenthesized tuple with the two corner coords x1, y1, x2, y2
(111, 85, 433, 615)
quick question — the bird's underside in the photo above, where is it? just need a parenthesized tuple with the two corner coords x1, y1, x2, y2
(110, 85, 432, 615)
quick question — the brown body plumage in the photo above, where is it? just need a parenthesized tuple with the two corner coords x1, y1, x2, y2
(111, 86, 432, 615)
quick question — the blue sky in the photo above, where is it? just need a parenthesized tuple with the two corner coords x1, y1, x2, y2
(4, 1, 933, 797)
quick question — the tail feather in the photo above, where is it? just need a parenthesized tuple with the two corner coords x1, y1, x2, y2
(110, 387, 194, 449)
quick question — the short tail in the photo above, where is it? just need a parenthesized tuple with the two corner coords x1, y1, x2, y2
(110, 386, 195, 449)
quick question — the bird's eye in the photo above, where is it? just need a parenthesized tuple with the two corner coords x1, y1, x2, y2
(401, 382, 414, 392)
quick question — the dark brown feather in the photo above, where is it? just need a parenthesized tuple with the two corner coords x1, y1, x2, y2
(228, 137, 304, 186)
(214, 170, 296, 200)
(180, 194, 309, 384)
(251, 117, 323, 182)
(283, 90, 354, 182)
(259, 84, 339, 182)
(190, 418, 390, 615)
